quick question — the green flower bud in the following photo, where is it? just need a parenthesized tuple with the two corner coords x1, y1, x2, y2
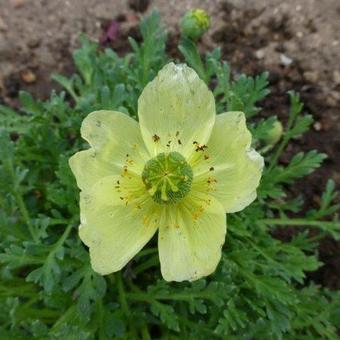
(263, 120, 283, 145)
(180, 9, 210, 41)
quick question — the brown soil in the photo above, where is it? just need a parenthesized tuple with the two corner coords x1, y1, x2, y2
(0, 0, 339, 288)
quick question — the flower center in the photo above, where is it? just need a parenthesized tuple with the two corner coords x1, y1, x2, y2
(142, 152, 193, 205)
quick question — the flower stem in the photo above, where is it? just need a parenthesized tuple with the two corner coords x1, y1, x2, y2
(13, 190, 39, 243)
(127, 291, 216, 302)
(268, 96, 300, 171)
(53, 223, 73, 250)
(259, 218, 340, 228)
(116, 272, 137, 338)
(268, 135, 290, 171)
(141, 324, 151, 340)
(136, 247, 158, 258)
(133, 254, 159, 275)
(4, 153, 39, 243)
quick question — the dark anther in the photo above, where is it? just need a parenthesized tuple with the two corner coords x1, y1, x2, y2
(152, 134, 160, 142)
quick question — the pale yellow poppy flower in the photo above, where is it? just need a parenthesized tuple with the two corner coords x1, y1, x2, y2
(69, 63, 264, 282)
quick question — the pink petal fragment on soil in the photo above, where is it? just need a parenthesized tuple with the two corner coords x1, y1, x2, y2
(100, 20, 120, 45)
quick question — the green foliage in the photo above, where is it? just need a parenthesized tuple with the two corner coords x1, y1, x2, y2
(0, 10, 339, 340)
(179, 42, 270, 116)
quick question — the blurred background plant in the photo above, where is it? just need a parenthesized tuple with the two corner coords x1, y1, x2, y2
(0, 9, 339, 339)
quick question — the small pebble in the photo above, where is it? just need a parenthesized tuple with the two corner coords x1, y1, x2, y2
(313, 122, 322, 131)
(255, 49, 265, 59)
(21, 70, 37, 83)
(280, 54, 293, 66)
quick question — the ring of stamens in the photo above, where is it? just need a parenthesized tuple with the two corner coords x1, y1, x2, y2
(142, 152, 193, 204)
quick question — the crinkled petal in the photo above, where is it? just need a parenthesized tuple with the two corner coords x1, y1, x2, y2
(79, 175, 159, 275)
(69, 110, 149, 190)
(192, 112, 264, 213)
(138, 63, 215, 158)
(158, 190, 226, 282)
